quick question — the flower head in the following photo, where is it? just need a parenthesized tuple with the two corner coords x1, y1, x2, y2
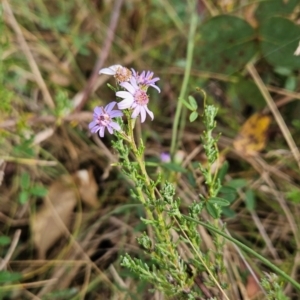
(160, 152, 171, 163)
(89, 102, 123, 137)
(116, 77, 154, 123)
(99, 65, 132, 83)
(132, 69, 160, 93)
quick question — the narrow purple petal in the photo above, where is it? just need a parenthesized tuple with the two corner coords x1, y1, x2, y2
(107, 126, 114, 134)
(131, 106, 141, 119)
(140, 71, 146, 78)
(131, 68, 138, 78)
(99, 68, 115, 75)
(145, 106, 154, 120)
(91, 125, 101, 133)
(118, 98, 134, 109)
(99, 65, 121, 75)
(89, 120, 97, 129)
(131, 102, 138, 109)
(110, 122, 121, 131)
(110, 110, 123, 118)
(105, 101, 117, 113)
(120, 82, 136, 94)
(116, 91, 134, 100)
(94, 107, 103, 115)
(151, 84, 161, 93)
(140, 107, 146, 123)
(145, 71, 153, 78)
(130, 77, 139, 90)
(99, 126, 105, 137)
(151, 77, 160, 83)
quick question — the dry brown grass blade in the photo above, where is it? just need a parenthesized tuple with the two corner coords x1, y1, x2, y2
(0, 229, 21, 271)
(247, 63, 300, 169)
(3, 0, 55, 109)
(75, 0, 125, 112)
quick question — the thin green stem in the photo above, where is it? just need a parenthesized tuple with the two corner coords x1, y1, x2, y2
(183, 215, 300, 291)
(174, 217, 230, 300)
(126, 121, 182, 272)
(170, 0, 198, 158)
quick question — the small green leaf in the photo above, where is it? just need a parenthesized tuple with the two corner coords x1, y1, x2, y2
(206, 202, 220, 219)
(218, 186, 237, 203)
(286, 188, 300, 203)
(162, 163, 187, 173)
(285, 76, 296, 91)
(19, 191, 29, 204)
(222, 207, 236, 218)
(180, 98, 193, 111)
(30, 185, 48, 197)
(187, 171, 196, 188)
(217, 160, 229, 182)
(208, 197, 230, 206)
(226, 179, 247, 189)
(188, 95, 198, 110)
(245, 189, 256, 211)
(0, 271, 22, 283)
(274, 67, 292, 76)
(0, 236, 11, 246)
(20, 172, 30, 190)
(189, 111, 198, 122)
(232, 79, 266, 111)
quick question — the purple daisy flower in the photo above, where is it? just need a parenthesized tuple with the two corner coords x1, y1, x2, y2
(116, 77, 154, 123)
(89, 102, 123, 137)
(132, 69, 160, 93)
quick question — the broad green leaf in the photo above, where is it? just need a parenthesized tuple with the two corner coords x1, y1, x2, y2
(195, 15, 257, 74)
(255, 0, 299, 23)
(189, 111, 198, 122)
(260, 17, 300, 70)
(232, 79, 265, 110)
(208, 197, 230, 207)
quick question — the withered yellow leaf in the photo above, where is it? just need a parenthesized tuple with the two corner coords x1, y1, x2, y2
(31, 169, 98, 259)
(233, 113, 271, 156)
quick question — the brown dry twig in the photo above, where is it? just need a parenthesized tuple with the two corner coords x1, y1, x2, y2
(75, 0, 125, 112)
(0, 229, 21, 271)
